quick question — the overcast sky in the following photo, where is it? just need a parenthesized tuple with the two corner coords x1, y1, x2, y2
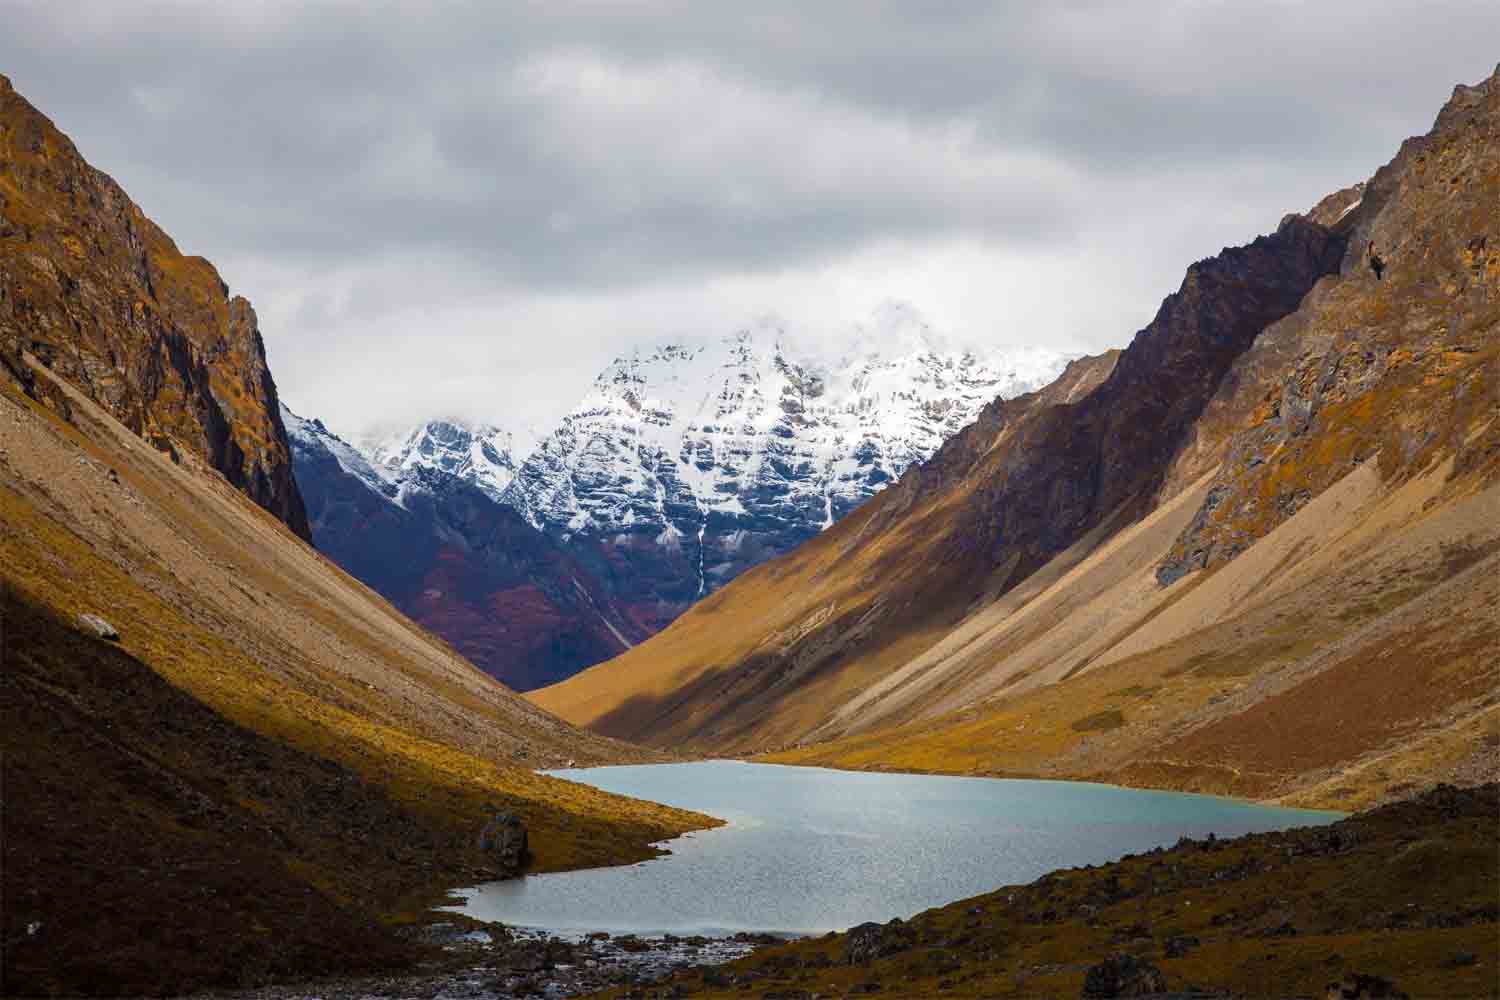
(4, 2, 1496, 439)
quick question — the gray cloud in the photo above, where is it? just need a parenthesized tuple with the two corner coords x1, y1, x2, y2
(3, 1, 1495, 433)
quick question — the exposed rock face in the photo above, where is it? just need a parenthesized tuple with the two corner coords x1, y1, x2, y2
(285, 407, 646, 690)
(0, 75, 310, 540)
(498, 318, 1071, 633)
(1158, 66, 1499, 582)
(1325, 972, 1410, 1000)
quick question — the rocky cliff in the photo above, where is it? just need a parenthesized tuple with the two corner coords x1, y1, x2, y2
(0, 74, 309, 539)
(286, 408, 647, 689)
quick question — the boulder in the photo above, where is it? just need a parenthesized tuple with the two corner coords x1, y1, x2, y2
(477, 810, 529, 876)
(1325, 972, 1410, 999)
(1164, 934, 1200, 958)
(76, 613, 119, 641)
(844, 918, 914, 965)
(1081, 953, 1168, 997)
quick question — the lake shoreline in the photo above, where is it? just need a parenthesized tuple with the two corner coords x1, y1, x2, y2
(447, 762, 1341, 938)
(190, 782, 1496, 1000)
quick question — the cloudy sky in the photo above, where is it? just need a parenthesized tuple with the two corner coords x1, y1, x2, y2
(4, 2, 1496, 438)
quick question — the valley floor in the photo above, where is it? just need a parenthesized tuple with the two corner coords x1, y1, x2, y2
(173, 783, 1497, 1000)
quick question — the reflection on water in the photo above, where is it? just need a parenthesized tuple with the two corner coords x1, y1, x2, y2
(446, 762, 1340, 936)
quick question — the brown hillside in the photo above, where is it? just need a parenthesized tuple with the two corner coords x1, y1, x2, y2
(0, 73, 309, 538)
(532, 67, 1499, 809)
(0, 88, 717, 994)
(0, 350, 716, 996)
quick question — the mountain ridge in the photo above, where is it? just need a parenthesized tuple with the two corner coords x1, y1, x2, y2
(532, 66, 1499, 811)
(285, 405, 648, 689)
(0, 73, 310, 540)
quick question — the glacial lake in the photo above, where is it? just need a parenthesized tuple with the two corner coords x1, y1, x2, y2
(446, 761, 1341, 937)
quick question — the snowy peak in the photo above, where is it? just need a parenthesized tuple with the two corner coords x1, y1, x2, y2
(366, 418, 539, 500)
(500, 322, 1075, 622)
(282, 404, 400, 503)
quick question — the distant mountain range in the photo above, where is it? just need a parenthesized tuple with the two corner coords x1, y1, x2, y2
(284, 407, 648, 690)
(289, 318, 1071, 687)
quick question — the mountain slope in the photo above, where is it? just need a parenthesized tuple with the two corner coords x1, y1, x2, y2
(501, 318, 1071, 634)
(286, 408, 647, 689)
(0, 73, 309, 539)
(0, 79, 712, 995)
(533, 67, 1499, 809)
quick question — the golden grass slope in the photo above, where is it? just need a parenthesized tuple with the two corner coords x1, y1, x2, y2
(0, 361, 716, 993)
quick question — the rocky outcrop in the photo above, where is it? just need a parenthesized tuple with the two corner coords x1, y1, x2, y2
(1080, 953, 1168, 997)
(843, 919, 915, 965)
(286, 407, 647, 689)
(1325, 972, 1410, 999)
(1158, 65, 1499, 583)
(0, 75, 310, 539)
(477, 810, 529, 876)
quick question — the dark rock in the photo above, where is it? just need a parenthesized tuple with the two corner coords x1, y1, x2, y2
(477, 811, 528, 876)
(1081, 953, 1170, 997)
(1324, 972, 1410, 999)
(1164, 934, 1200, 958)
(844, 918, 915, 965)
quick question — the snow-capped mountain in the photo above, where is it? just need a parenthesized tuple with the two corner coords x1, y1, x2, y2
(283, 405, 648, 690)
(365, 419, 539, 500)
(338, 309, 1073, 674)
(284, 407, 402, 501)
(498, 315, 1074, 631)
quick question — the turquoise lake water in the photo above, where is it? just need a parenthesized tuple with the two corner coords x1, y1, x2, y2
(446, 761, 1341, 937)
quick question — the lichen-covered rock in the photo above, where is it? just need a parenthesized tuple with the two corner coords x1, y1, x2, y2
(1080, 952, 1168, 997)
(478, 810, 529, 876)
(1325, 971, 1410, 999)
(0, 74, 310, 540)
(1158, 65, 1500, 584)
(843, 918, 915, 965)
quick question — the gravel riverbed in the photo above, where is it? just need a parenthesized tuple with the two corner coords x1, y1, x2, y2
(193, 923, 783, 1000)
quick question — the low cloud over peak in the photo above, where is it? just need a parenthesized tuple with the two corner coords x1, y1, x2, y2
(5, 1, 1495, 435)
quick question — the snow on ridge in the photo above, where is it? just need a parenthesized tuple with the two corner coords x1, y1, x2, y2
(281, 404, 403, 504)
(500, 319, 1077, 599)
(363, 417, 541, 501)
